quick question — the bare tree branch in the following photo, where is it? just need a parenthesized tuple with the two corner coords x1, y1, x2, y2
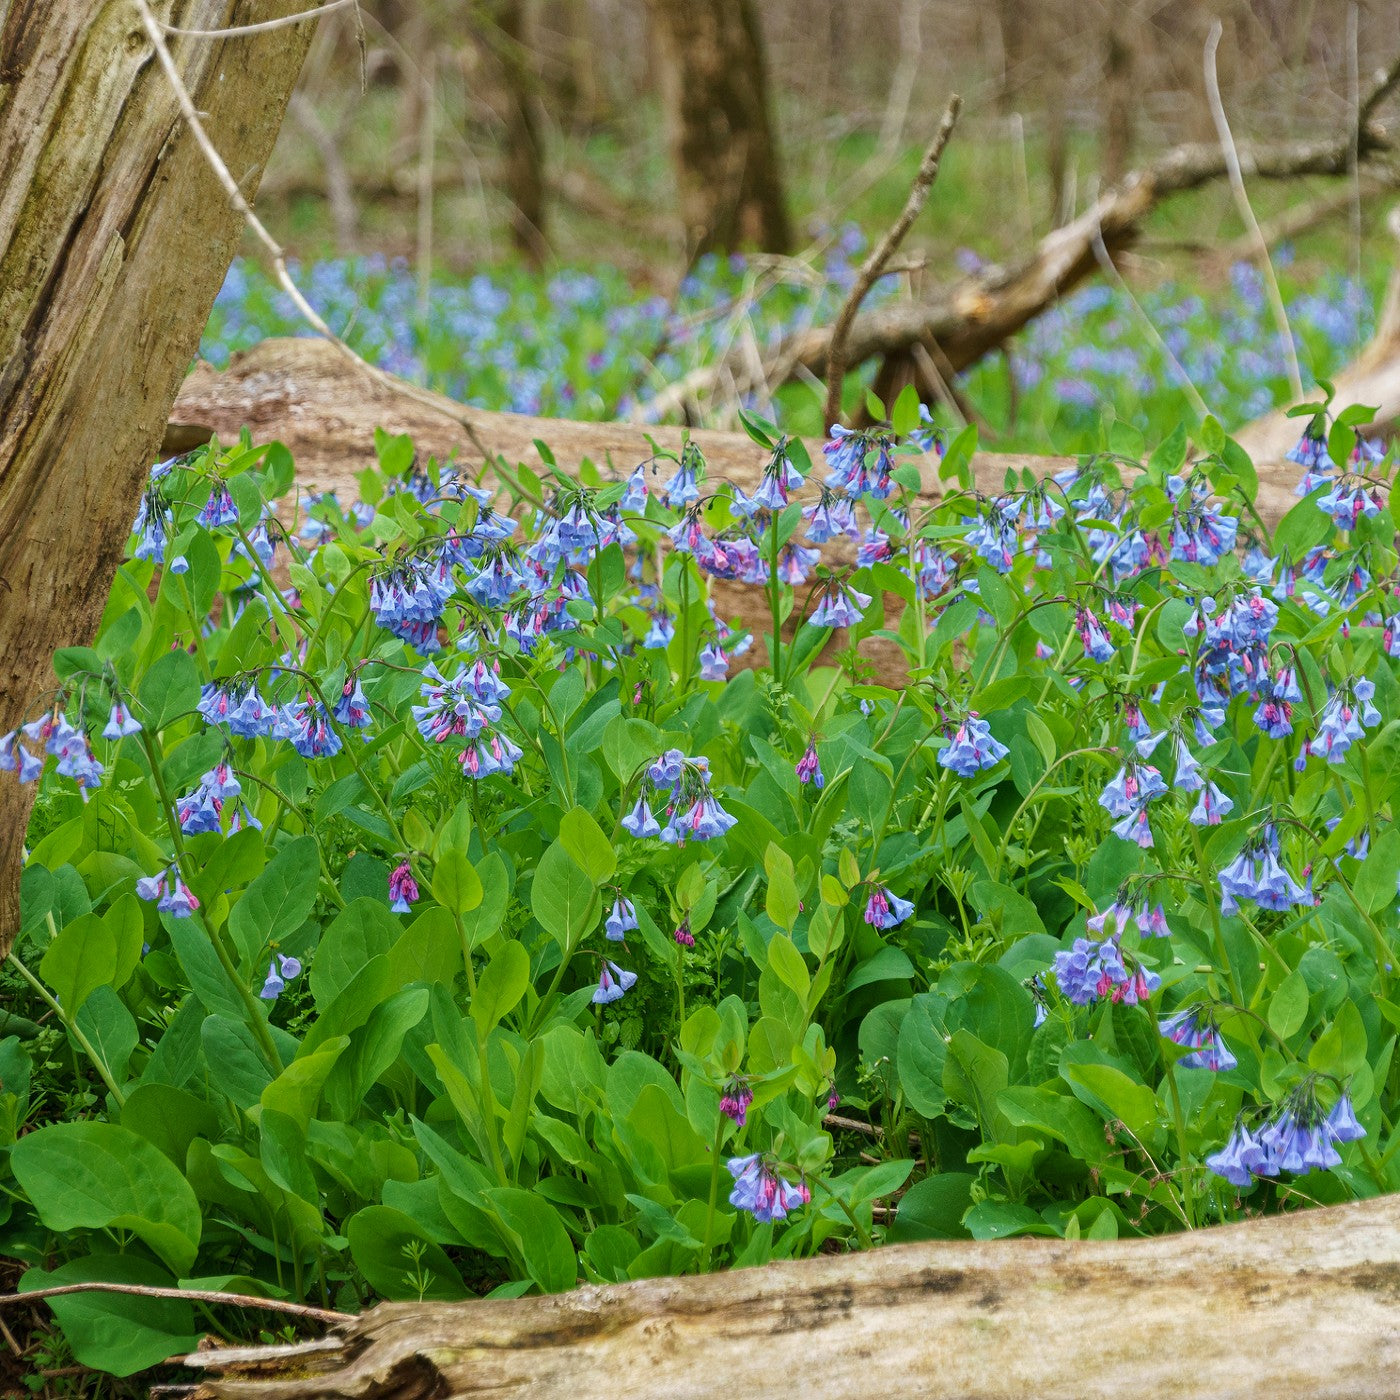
(161, 0, 357, 39)
(2, 1281, 348, 1326)
(823, 95, 961, 429)
(640, 51, 1400, 425)
(1203, 20, 1302, 400)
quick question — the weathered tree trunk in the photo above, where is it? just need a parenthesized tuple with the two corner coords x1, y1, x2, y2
(181, 1193, 1400, 1398)
(645, 0, 793, 256)
(491, 0, 548, 264)
(0, 1, 313, 959)
(1099, 8, 1137, 184)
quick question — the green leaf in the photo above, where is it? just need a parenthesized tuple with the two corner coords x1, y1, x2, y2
(228, 835, 320, 966)
(264, 1038, 348, 1126)
(74, 987, 138, 1082)
(764, 841, 800, 932)
(137, 648, 200, 731)
(20, 1257, 200, 1378)
(1273, 495, 1332, 557)
(530, 840, 598, 948)
(1220, 437, 1258, 504)
(201, 1014, 273, 1109)
(897, 993, 950, 1117)
(845, 945, 915, 993)
(766, 933, 810, 1002)
(40, 911, 116, 1015)
(471, 940, 530, 1037)
(964, 1200, 1059, 1239)
(432, 848, 484, 916)
(1355, 827, 1400, 914)
(1268, 970, 1311, 1040)
(121, 1083, 220, 1168)
(10, 1122, 202, 1274)
(975, 567, 1016, 629)
(483, 1187, 577, 1292)
(460, 851, 510, 949)
(310, 898, 401, 1008)
(886, 1172, 975, 1241)
(998, 1085, 1108, 1164)
(1061, 1060, 1162, 1146)
(941, 1029, 1009, 1138)
(1310, 1000, 1367, 1078)
(347, 1205, 468, 1300)
(558, 807, 616, 884)
(1147, 422, 1188, 479)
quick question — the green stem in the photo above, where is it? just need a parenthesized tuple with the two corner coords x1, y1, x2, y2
(698, 1113, 727, 1273)
(767, 512, 783, 683)
(1189, 827, 1245, 1008)
(1161, 1058, 1196, 1230)
(8, 950, 126, 1107)
(137, 726, 283, 1072)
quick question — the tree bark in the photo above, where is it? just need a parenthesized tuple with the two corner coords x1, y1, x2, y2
(180, 1193, 1400, 1398)
(0, 1, 313, 959)
(491, 0, 548, 264)
(1099, 8, 1137, 185)
(645, 0, 793, 256)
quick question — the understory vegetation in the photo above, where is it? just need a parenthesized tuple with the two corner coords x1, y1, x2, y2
(2, 367, 1398, 1375)
(202, 246, 1378, 451)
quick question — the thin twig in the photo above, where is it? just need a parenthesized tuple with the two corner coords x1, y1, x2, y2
(132, 0, 496, 464)
(1089, 224, 1211, 421)
(2, 1282, 348, 1325)
(161, 0, 355, 39)
(1348, 4, 1364, 355)
(823, 1114, 883, 1138)
(822, 93, 960, 430)
(1202, 22, 1303, 401)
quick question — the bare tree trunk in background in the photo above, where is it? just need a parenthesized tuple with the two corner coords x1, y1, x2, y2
(493, 0, 549, 263)
(1044, 87, 1070, 226)
(999, 0, 1072, 228)
(646, 0, 793, 255)
(0, 1, 312, 958)
(562, 0, 602, 130)
(1100, 9, 1137, 184)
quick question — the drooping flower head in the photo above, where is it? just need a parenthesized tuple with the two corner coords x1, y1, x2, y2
(389, 861, 419, 914)
(727, 1153, 809, 1222)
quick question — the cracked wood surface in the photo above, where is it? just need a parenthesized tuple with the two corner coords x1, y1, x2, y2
(0, 2, 314, 958)
(183, 1193, 1400, 1398)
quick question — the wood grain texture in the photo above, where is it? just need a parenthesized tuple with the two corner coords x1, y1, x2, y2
(182, 1193, 1400, 1398)
(0, 2, 313, 957)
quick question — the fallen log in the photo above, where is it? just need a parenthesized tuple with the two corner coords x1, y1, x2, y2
(168, 337, 1072, 679)
(1236, 206, 1400, 472)
(174, 1193, 1400, 1398)
(638, 57, 1400, 425)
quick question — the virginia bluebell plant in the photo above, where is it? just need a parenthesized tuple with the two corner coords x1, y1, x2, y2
(3, 377, 1400, 1377)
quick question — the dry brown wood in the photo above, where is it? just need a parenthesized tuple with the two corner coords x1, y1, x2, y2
(164, 326, 1400, 686)
(639, 56, 1400, 424)
(822, 95, 962, 429)
(1235, 205, 1400, 477)
(167, 336, 1074, 682)
(0, 2, 315, 959)
(177, 1193, 1400, 1399)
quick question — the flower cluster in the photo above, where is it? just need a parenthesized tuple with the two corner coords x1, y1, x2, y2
(1158, 1006, 1237, 1071)
(727, 1153, 809, 1222)
(1052, 935, 1161, 1007)
(622, 749, 736, 844)
(1208, 1085, 1365, 1188)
